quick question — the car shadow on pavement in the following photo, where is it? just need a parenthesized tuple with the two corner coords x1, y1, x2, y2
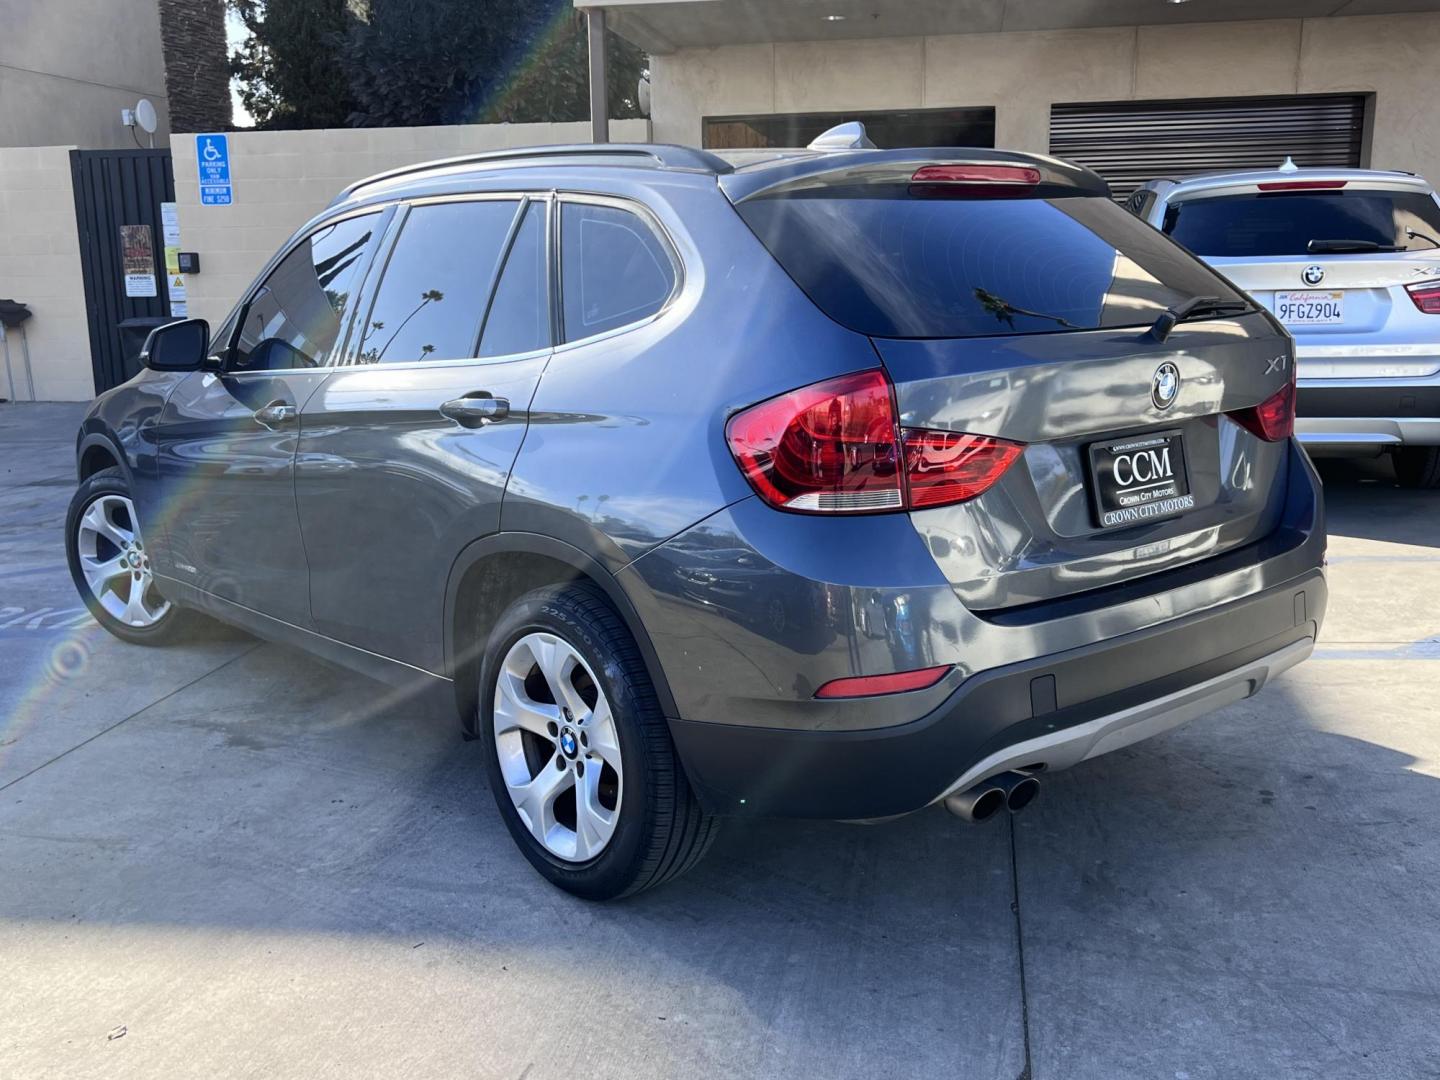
(0, 636, 1029, 1076)
(1007, 671, 1440, 1079)
(1314, 456, 1440, 549)
(6, 628, 1440, 1077)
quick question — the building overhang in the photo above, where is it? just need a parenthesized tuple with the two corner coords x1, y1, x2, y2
(576, 0, 1440, 54)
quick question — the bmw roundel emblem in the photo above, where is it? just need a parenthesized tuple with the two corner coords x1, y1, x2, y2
(559, 729, 579, 758)
(1152, 362, 1181, 410)
(1302, 264, 1325, 286)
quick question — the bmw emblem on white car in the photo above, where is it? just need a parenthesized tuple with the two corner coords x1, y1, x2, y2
(1152, 362, 1181, 410)
(1302, 264, 1325, 285)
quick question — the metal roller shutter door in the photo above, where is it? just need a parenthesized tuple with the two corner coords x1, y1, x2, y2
(1049, 95, 1367, 199)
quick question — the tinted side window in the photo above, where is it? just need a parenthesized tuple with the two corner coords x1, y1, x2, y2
(353, 200, 519, 365)
(231, 213, 377, 371)
(560, 202, 676, 341)
(479, 202, 549, 357)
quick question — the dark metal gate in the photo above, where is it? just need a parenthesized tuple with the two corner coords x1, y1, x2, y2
(69, 149, 177, 394)
(1049, 94, 1370, 200)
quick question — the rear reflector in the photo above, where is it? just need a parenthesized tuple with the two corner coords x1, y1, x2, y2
(1256, 179, 1348, 191)
(910, 164, 1040, 186)
(725, 369, 1025, 514)
(1407, 279, 1440, 314)
(814, 664, 953, 699)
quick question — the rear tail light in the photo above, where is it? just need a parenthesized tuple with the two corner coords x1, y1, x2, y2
(1406, 279, 1440, 314)
(1228, 373, 1297, 442)
(725, 370, 903, 512)
(903, 429, 1026, 507)
(725, 369, 1024, 513)
(814, 664, 953, 699)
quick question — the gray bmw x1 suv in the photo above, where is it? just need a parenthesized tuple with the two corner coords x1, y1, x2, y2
(66, 135, 1326, 898)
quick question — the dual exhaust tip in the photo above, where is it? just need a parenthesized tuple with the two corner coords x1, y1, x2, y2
(944, 770, 1041, 822)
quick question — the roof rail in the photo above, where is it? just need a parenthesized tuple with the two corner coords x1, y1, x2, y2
(332, 143, 732, 205)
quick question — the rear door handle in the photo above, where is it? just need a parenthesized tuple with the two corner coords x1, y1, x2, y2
(254, 400, 298, 426)
(439, 394, 510, 428)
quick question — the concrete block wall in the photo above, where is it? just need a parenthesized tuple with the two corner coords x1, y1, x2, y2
(649, 12, 1440, 184)
(173, 119, 650, 328)
(0, 146, 93, 402)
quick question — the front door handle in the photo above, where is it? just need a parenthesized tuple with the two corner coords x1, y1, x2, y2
(253, 400, 298, 426)
(439, 394, 510, 428)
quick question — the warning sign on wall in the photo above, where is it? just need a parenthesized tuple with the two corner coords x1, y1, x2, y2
(160, 202, 187, 316)
(119, 224, 158, 298)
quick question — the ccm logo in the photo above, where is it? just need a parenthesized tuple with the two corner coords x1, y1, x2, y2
(1114, 447, 1174, 487)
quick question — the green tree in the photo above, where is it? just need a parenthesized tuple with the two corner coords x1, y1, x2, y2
(229, 0, 357, 129)
(231, 0, 647, 130)
(480, 11, 648, 125)
(338, 0, 646, 128)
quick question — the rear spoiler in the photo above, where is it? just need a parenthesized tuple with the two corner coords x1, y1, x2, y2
(720, 148, 1110, 204)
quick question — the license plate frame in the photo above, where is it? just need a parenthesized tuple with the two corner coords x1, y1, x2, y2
(1274, 289, 1345, 326)
(1086, 429, 1195, 530)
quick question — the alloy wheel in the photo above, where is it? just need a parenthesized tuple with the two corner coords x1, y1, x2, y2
(493, 632, 623, 862)
(75, 493, 170, 628)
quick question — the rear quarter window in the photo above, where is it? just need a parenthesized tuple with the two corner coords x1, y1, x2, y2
(560, 201, 677, 341)
(735, 189, 1244, 339)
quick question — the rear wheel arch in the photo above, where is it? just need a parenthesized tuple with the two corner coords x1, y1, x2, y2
(445, 534, 678, 735)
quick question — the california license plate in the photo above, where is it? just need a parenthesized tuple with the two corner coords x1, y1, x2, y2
(1274, 289, 1344, 325)
(1087, 430, 1194, 529)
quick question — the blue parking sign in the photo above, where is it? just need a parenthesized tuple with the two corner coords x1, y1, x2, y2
(196, 133, 233, 206)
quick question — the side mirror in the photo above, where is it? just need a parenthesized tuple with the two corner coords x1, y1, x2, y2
(141, 318, 210, 372)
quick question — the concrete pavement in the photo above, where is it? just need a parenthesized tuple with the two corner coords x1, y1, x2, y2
(2, 401, 1438, 1079)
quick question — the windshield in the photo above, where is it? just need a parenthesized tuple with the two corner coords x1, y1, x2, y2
(735, 189, 1246, 339)
(1163, 189, 1440, 257)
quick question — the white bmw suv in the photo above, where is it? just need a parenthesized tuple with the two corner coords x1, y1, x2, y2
(1131, 161, 1440, 487)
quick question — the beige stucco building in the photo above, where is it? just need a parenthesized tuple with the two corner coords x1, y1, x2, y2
(0, 0, 172, 150)
(590, 1, 1440, 194)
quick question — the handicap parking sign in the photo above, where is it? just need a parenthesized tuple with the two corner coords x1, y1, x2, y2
(196, 134, 233, 206)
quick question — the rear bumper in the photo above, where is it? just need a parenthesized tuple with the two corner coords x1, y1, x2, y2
(1298, 383, 1440, 450)
(671, 567, 1326, 820)
(935, 636, 1312, 801)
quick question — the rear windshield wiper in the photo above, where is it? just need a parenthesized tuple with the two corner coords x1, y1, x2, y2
(1405, 228, 1440, 249)
(1147, 295, 1252, 342)
(1306, 238, 1402, 253)
(972, 287, 1077, 330)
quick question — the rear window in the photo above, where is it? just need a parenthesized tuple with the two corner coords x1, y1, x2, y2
(1163, 189, 1440, 257)
(736, 190, 1243, 339)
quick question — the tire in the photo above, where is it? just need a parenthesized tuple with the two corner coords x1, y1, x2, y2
(478, 581, 718, 900)
(65, 466, 195, 645)
(1394, 446, 1440, 489)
